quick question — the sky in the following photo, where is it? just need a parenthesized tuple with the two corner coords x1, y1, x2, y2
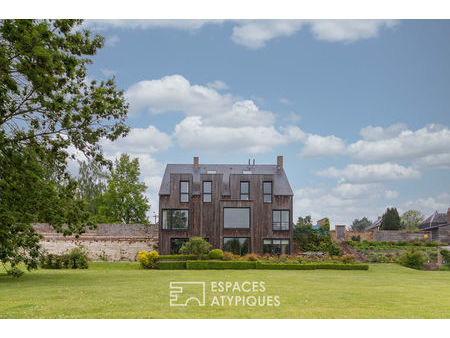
(78, 19, 450, 226)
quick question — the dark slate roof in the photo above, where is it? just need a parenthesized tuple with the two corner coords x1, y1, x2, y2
(419, 211, 448, 230)
(159, 164, 293, 196)
(366, 217, 382, 231)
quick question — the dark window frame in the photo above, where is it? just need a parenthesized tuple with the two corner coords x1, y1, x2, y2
(179, 180, 189, 203)
(223, 237, 251, 256)
(240, 181, 250, 200)
(223, 207, 251, 229)
(262, 238, 290, 255)
(263, 181, 273, 203)
(202, 181, 212, 203)
(272, 209, 290, 231)
(170, 238, 189, 254)
(161, 209, 189, 231)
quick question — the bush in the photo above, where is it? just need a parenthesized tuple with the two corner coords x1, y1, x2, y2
(65, 247, 89, 269)
(440, 249, 449, 264)
(157, 261, 186, 270)
(186, 260, 257, 270)
(180, 237, 211, 260)
(256, 263, 369, 270)
(399, 250, 425, 270)
(6, 266, 25, 278)
(208, 249, 224, 260)
(137, 250, 159, 269)
(159, 254, 204, 261)
(240, 253, 260, 261)
(222, 251, 239, 261)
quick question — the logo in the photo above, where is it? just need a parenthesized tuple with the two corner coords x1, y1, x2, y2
(169, 282, 206, 306)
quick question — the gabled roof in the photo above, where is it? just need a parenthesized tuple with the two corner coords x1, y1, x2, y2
(419, 211, 447, 230)
(159, 163, 293, 196)
(366, 217, 382, 231)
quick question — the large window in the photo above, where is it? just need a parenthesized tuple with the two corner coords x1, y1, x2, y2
(202, 181, 212, 202)
(263, 239, 290, 255)
(272, 210, 290, 231)
(162, 209, 189, 230)
(263, 181, 272, 203)
(170, 238, 188, 254)
(180, 181, 189, 202)
(223, 207, 250, 229)
(240, 181, 249, 200)
(223, 238, 250, 256)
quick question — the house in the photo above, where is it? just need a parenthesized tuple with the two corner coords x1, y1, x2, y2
(158, 156, 294, 255)
(365, 217, 382, 231)
(418, 209, 450, 243)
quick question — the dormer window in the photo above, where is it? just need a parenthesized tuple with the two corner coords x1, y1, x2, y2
(180, 181, 189, 202)
(263, 181, 272, 203)
(202, 181, 212, 202)
(240, 181, 249, 200)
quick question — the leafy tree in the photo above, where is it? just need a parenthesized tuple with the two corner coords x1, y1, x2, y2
(295, 216, 312, 227)
(0, 19, 129, 272)
(98, 154, 150, 224)
(400, 210, 424, 230)
(77, 159, 107, 217)
(350, 217, 372, 231)
(180, 237, 211, 260)
(380, 207, 401, 230)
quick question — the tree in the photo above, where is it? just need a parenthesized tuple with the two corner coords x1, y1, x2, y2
(296, 216, 312, 227)
(350, 217, 372, 231)
(380, 208, 401, 230)
(98, 154, 150, 224)
(180, 237, 211, 260)
(0, 20, 129, 271)
(400, 210, 424, 230)
(77, 159, 107, 218)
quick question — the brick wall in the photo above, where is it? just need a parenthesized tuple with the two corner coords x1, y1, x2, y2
(331, 228, 431, 242)
(34, 223, 158, 262)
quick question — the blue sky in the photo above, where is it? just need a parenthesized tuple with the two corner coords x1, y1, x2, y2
(80, 20, 450, 225)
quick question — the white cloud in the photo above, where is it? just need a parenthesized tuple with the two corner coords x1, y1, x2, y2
(309, 20, 398, 42)
(105, 34, 120, 47)
(317, 163, 420, 183)
(173, 116, 304, 153)
(85, 19, 221, 31)
(284, 112, 301, 123)
(101, 125, 172, 154)
(402, 193, 450, 215)
(299, 134, 347, 158)
(413, 153, 450, 169)
(359, 123, 408, 141)
(349, 124, 450, 163)
(207, 80, 228, 90)
(280, 98, 291, 105)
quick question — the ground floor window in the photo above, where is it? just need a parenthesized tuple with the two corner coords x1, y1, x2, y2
(223, 237, 250, 256)
(263, 239, 290, 255)
(170, 238, 188, 254)
(162, 209, 189, 230)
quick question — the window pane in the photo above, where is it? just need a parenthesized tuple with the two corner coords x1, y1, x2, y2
(281, 240, 289, 254)
(223, 238, 249, 255)
(172, 210, 188, 229)
(170, 238, 188, 254)
(162, 210, 169, 229)
(240, 194, 249, 200)
(180, 181, 189, 193)
(281, 210, 289, 230)
(203, 181, 212, 193)
(263, 194, 272, 203)
(263, 182, 272, 194)
(263, 240, 272, 254)
(224, 208, 250, 228)
(240, 182, 249, 194)
(203, 194, 211, 202)
(180, 193, 189, 202)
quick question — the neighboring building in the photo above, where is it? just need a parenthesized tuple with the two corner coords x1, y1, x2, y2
(366, 217, 382, 231)
(158, 156, 294, 255)
(418, 209, 450, 243)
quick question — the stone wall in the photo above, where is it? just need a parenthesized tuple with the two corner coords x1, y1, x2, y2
(331, 230, 373, 242)
(331, 228, 431, 242)
(34, 223, 158, 262)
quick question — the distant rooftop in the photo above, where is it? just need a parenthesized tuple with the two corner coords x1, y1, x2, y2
(419, 210, 448, 230)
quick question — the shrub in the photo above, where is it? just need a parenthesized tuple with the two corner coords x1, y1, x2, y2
(222, 251, 239, 261)
(256, 263, 369, 270)
(186, 260, 257, 270)
(440, 249, 449, 264)
(159, 254, 200, 260)
(351, 235, 361, 242)
(157, 261, 186, 270)
(399, 250, 425, 270)
(6, 266, 25, 278)
(65, 247, 89, 269)
(180, 237, 211, 260)
(241, 253, 260, 261)
(137, 250, 159, 269)
(338, 254, 356, 264)
(208, 249, 224, 260)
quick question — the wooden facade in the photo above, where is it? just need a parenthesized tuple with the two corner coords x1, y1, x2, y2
(158, 157, 293, 255)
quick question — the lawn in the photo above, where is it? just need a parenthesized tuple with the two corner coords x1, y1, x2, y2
(0, 263, 449, 318)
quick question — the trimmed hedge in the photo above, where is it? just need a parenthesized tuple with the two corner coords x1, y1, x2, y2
(157, 261, 187, 270)
(159, 254, 209, 261)
(256, 263, 369, 270)
(186, 260, 258, 270)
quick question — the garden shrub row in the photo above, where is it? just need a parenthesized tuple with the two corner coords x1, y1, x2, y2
(158, 254, 209, 261)
(155, 260, 369, 270)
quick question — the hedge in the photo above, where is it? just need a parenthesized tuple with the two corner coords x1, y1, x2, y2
(256, 263, 369, 270)
(158, 254, 209, 261)
(157, 261, 187, 270)
(186, 260, 258, 270)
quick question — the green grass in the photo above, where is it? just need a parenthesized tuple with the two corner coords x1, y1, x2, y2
(0, 263, 449, 318)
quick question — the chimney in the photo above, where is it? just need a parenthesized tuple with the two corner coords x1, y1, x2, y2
(193, 156, 199, 169)
(252, 159, 255, 166)
(277, 155, 283, 172)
